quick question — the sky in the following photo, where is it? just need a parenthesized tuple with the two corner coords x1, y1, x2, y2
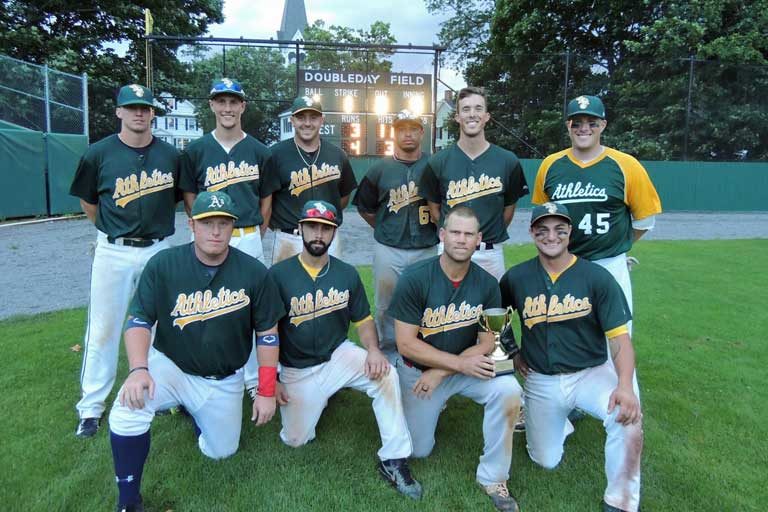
(205, 0, 466, 90)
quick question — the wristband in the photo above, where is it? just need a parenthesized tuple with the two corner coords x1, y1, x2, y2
(257, 366, 278, 397)
(256, 333, 279, 347)
(128, 366, 149, 375)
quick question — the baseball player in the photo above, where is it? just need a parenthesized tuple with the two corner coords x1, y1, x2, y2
(532, 94, 662, 321)
(420, 86, 529, 281)
(262, 96, 357, 263)
(389, 206, 523, 512)
(352, 110, 438, 362)
(178, 78, 272, 395)
(268, 200, 422, 501)
(499, 202, 642, 512)
(70, 84, 179, 438)
(108, 191, 284, 512)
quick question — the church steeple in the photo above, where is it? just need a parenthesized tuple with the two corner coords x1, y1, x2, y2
(277, 0, 308, 41)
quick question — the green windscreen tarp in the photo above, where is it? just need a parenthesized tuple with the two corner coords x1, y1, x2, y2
(47, 133, 88, 215)
(0, 129, 46, 218)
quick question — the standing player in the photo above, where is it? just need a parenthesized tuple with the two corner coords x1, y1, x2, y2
(269, 200, 422, 501)
(108, 191, 284, 512)
(263, 96, 357, 263)
(70, 84, 179, 438)
(390, 206, 523, 512)
(500, 202, 642, 512)
(420, 86, 529, 281)
(532, 95, 662, 319)
(178, 78, 272, 395)
(353, 110, 438, 362)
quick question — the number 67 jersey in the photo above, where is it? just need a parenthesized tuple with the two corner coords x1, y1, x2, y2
(532, 147, 662, 260)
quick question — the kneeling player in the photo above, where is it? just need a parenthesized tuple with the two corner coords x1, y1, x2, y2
(108, 191, 284, 512)
(390, 206, 523, 512)
(269, 200, 422, 500)
(500, 202, 643, 512)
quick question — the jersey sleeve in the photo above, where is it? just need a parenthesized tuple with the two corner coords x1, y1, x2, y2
(352, 175, 379, 213)
(503, 157, 529, 206)
(388, 272, 424, 326)
(593, 268, 632, 333)
(531, 159, 552, 205)
(128, 257, 160, 325)
(338, 152, 358, 197)
(69, 150, 100, 204)
(251, 270, 286, 332)
(259, 152, 282, 197)
(419, 159, 442, 203)
(348, 270, 372, 323)
(178, 149, 200, 193)
(485, 276, 502, 309)
(622, 155, 662, 220)
(499, 272, 516, 310)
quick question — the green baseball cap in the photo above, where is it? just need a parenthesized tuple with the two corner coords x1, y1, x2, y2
(566, 95, 606, 119)
(191, 191, 238, 220)
(393, 109, 423, 128)
(298, 200, 340, 227)
(117, 84, 156, 108)
(209, 78, 246, 99)
(291, 95, 323, 115)
(530, 202, 572, 226)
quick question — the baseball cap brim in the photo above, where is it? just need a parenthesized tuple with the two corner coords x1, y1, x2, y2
(292, 106, 322, 115)
(192, 211, 238, 220)
(530, 212, 571, 226)
(298, 217, 337, 227)
(393, 118, 422, 128)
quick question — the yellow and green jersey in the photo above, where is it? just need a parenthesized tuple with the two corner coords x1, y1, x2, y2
(533, 147, 661, 260)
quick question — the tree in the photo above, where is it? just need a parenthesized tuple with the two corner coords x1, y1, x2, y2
(301, 20, 397, 72)
(427, 0, 768, 161)
(0, 0, 224, 140)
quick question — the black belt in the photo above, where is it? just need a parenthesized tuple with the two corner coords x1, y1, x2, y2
(202, 371, 236, 381)
(475, 242, 495, 250)
(402, 356, 429, 372)
(280, 228, 299, 235)
(107, 236, 164, 248)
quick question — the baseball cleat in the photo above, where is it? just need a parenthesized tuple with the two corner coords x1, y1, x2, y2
(75, 417, 100, 438)
(116, 495, 144, 512)
(480, 482, 520, 512)
(378, 458, 423, 500)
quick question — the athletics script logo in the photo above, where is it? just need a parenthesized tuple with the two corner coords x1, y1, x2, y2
(550, 181, 608, 204)
(204, 161, 260, 191)
(113, 170, 174, 208)
(445, 174, 503, 207)
(419, 301, 484, 338)
(387, 181, 422, 213)
(289, 163, 341, 196)
(288, 287, 350, 326)
(171, 287, 250, 330)
(521, 294, 592, 328)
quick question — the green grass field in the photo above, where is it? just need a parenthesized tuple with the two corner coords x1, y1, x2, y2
(1, 240, 766, 511)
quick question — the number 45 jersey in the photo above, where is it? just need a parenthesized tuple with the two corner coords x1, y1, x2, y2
(532, 147, 662, 260)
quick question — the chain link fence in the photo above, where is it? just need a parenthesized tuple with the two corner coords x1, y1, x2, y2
(0, 54, 88, 136)
(439, 50, 768, 162)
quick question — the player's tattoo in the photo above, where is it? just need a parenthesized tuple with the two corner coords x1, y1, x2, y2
(608, 338, 622, 360)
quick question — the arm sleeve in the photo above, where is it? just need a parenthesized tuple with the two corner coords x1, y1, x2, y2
(624, 157, 662, 220)
(177, 149, 200, 193)
(531, 160, 551, 205)
(128, 258, 160, 325)
(593, 269, 632, 333)
(258, 152, 276, 198)
(388, 273, 424, 326)
(503, 157, 529, 205)
(419, 159, 442, 203)
(338, 153, 358, 197)
(348, 271, 372, 323)
(486, 280, 502, 309)
(69, 150, 100, 203)
(251, 270, 287, 331)
(352, 176, 380, 213)
(499, 273, 515, 310)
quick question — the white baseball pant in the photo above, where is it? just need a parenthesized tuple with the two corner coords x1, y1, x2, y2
(524, 360, 643, 512)
(278, 341, 412, 461)
(109, 347, 244, 459)
(593, 252, 633, 332)
(76, 232, 170, 419)
(395, 356, 523, 485)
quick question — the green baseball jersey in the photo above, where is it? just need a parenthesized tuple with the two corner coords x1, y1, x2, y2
(420, 143, 529, 244)
(268, 255, 371, 369)
(178, 133, 272, 228)
(69, 135, 179, 239)
(499, 256, 631, 375)
(129, 243, 285, 377)
(532, 147, 662, 260)
(389, 256, 501, 357)
(352, 154, 438, 249)
(263, 138, 357, 229)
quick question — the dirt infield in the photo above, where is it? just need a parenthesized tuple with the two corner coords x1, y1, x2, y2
(1, 210, 766, 319)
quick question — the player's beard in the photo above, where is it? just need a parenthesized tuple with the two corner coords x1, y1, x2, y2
(303, 237, 330, 257)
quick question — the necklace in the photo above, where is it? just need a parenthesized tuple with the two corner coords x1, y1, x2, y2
(294, 139, 322, 169)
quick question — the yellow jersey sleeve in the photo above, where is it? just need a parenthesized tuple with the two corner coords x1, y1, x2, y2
(532, 150, 571, 205)
(353, 314, 373, 328)
(605, 324, 629, 339)
(611, 150, 662, 220)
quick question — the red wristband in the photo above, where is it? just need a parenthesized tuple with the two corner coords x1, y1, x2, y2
(257, 366, 278, 397)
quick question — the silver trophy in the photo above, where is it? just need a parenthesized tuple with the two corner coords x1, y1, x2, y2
(479, 307, 516, 375)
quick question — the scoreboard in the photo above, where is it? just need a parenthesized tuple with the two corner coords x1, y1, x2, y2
(298, 70, 433, 156)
